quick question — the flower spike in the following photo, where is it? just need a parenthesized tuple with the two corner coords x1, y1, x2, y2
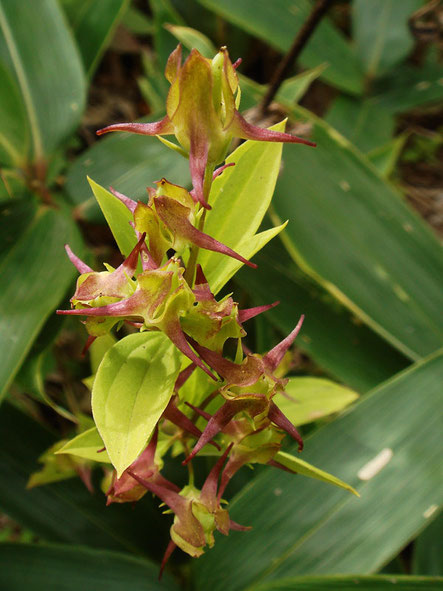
(263, 314, 305, 371)
(65, 245, 93, 274)
(97, 117, 174, 139)
(97, 46, 315, 211)
(230, 111, 316, 147)
(238, 301, 279, 323)
(154, 195, 257, 268)
(268, 402, 303, 451)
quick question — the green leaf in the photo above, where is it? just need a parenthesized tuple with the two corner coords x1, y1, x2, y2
(0, 199, 82, 401)
(273, 377, 358, 427)
(0, 403, 171, 555)
(122, 5, 153, 35)
(193, 350, 443, 590)
(367, 134, 408, 178)
(150, 0, 184, 69)
(0, 60, 28, 167)
(235, 239, 409, 392)
(353, 0, 422, 79)
(325, 96, 395, 153)
(273, 104, 443, 360)
(14, 348, 75, 422)
(412, 512, 443, 576)
(277, 65, 327, 105)
(139, 51, 170, 113)
(92, 332, 181, 476)
(57, 427, 111, 464)
(372, 58, 443, 113)
(88, 177, 136, 257)
(65, 116, 190, 223)
(165, 23, 216, 58)
(89, 333, 118, 374)
(199, 121, 286, 291)
(274, 451, 358, 496)
(27, 441, 79, 488)
(0, 543, 180, 591)
(207, 223, 287, 296)
(249, 575, 443, 591)
(196, 0, 364, 95)
(60, 0, 129, 78)
(0, 0, 86, 162)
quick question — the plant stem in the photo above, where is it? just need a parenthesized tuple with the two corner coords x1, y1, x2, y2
(258, 0, 334, 115)
(184, 165, 214, 285)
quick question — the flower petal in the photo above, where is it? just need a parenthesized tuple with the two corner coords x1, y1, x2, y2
(230, 111, 316, 147)
(96, 116, 174, 137)
(263, 314, 304, 371)
(268, 401, 303, 451)
(65, 245, 93, 274)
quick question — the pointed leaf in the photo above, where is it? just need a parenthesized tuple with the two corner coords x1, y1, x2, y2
(199, 121, 288, 291)
(92, 332, 181, 476)
(88, 177, 137, 258)
(0, 543, 180, 591)
(273, 104, 443, 359)
(273, 451, 358, 496)
(165, 24, 216, 58)
(273, 377, 358, 427)
(207, 222, 287, 295)
(203, 120, 285, 254)
(367, 134, 408, 178)
(57, 427, 111, 464)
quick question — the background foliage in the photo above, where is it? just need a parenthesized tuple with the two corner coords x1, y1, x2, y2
(0, 0, 442, 588)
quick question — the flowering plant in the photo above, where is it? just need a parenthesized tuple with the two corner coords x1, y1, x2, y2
(52, 46, 357, 574)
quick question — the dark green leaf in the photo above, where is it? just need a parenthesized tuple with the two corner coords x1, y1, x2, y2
(412, 512, 443, 576)
(367, 134, 408, 178)
(196, 0, 364, 95)
(249, 575, 443, 591)
(325, 96, 394, 153)
(0, 0, 86, 161)
(0, 403, 171, 557)
(235, 240, 409, 392)
(353, 0, 422, 79)
(150, 0, 184, 69)
(273, 105, 443, 359)
(60, 0, 129, 78)
(193, 351, 443, 590)
(0, 60, 29, 167)
(372, 58, 443, 113)
(0, 199, 83, 400)
(0, 543, 180, 590)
